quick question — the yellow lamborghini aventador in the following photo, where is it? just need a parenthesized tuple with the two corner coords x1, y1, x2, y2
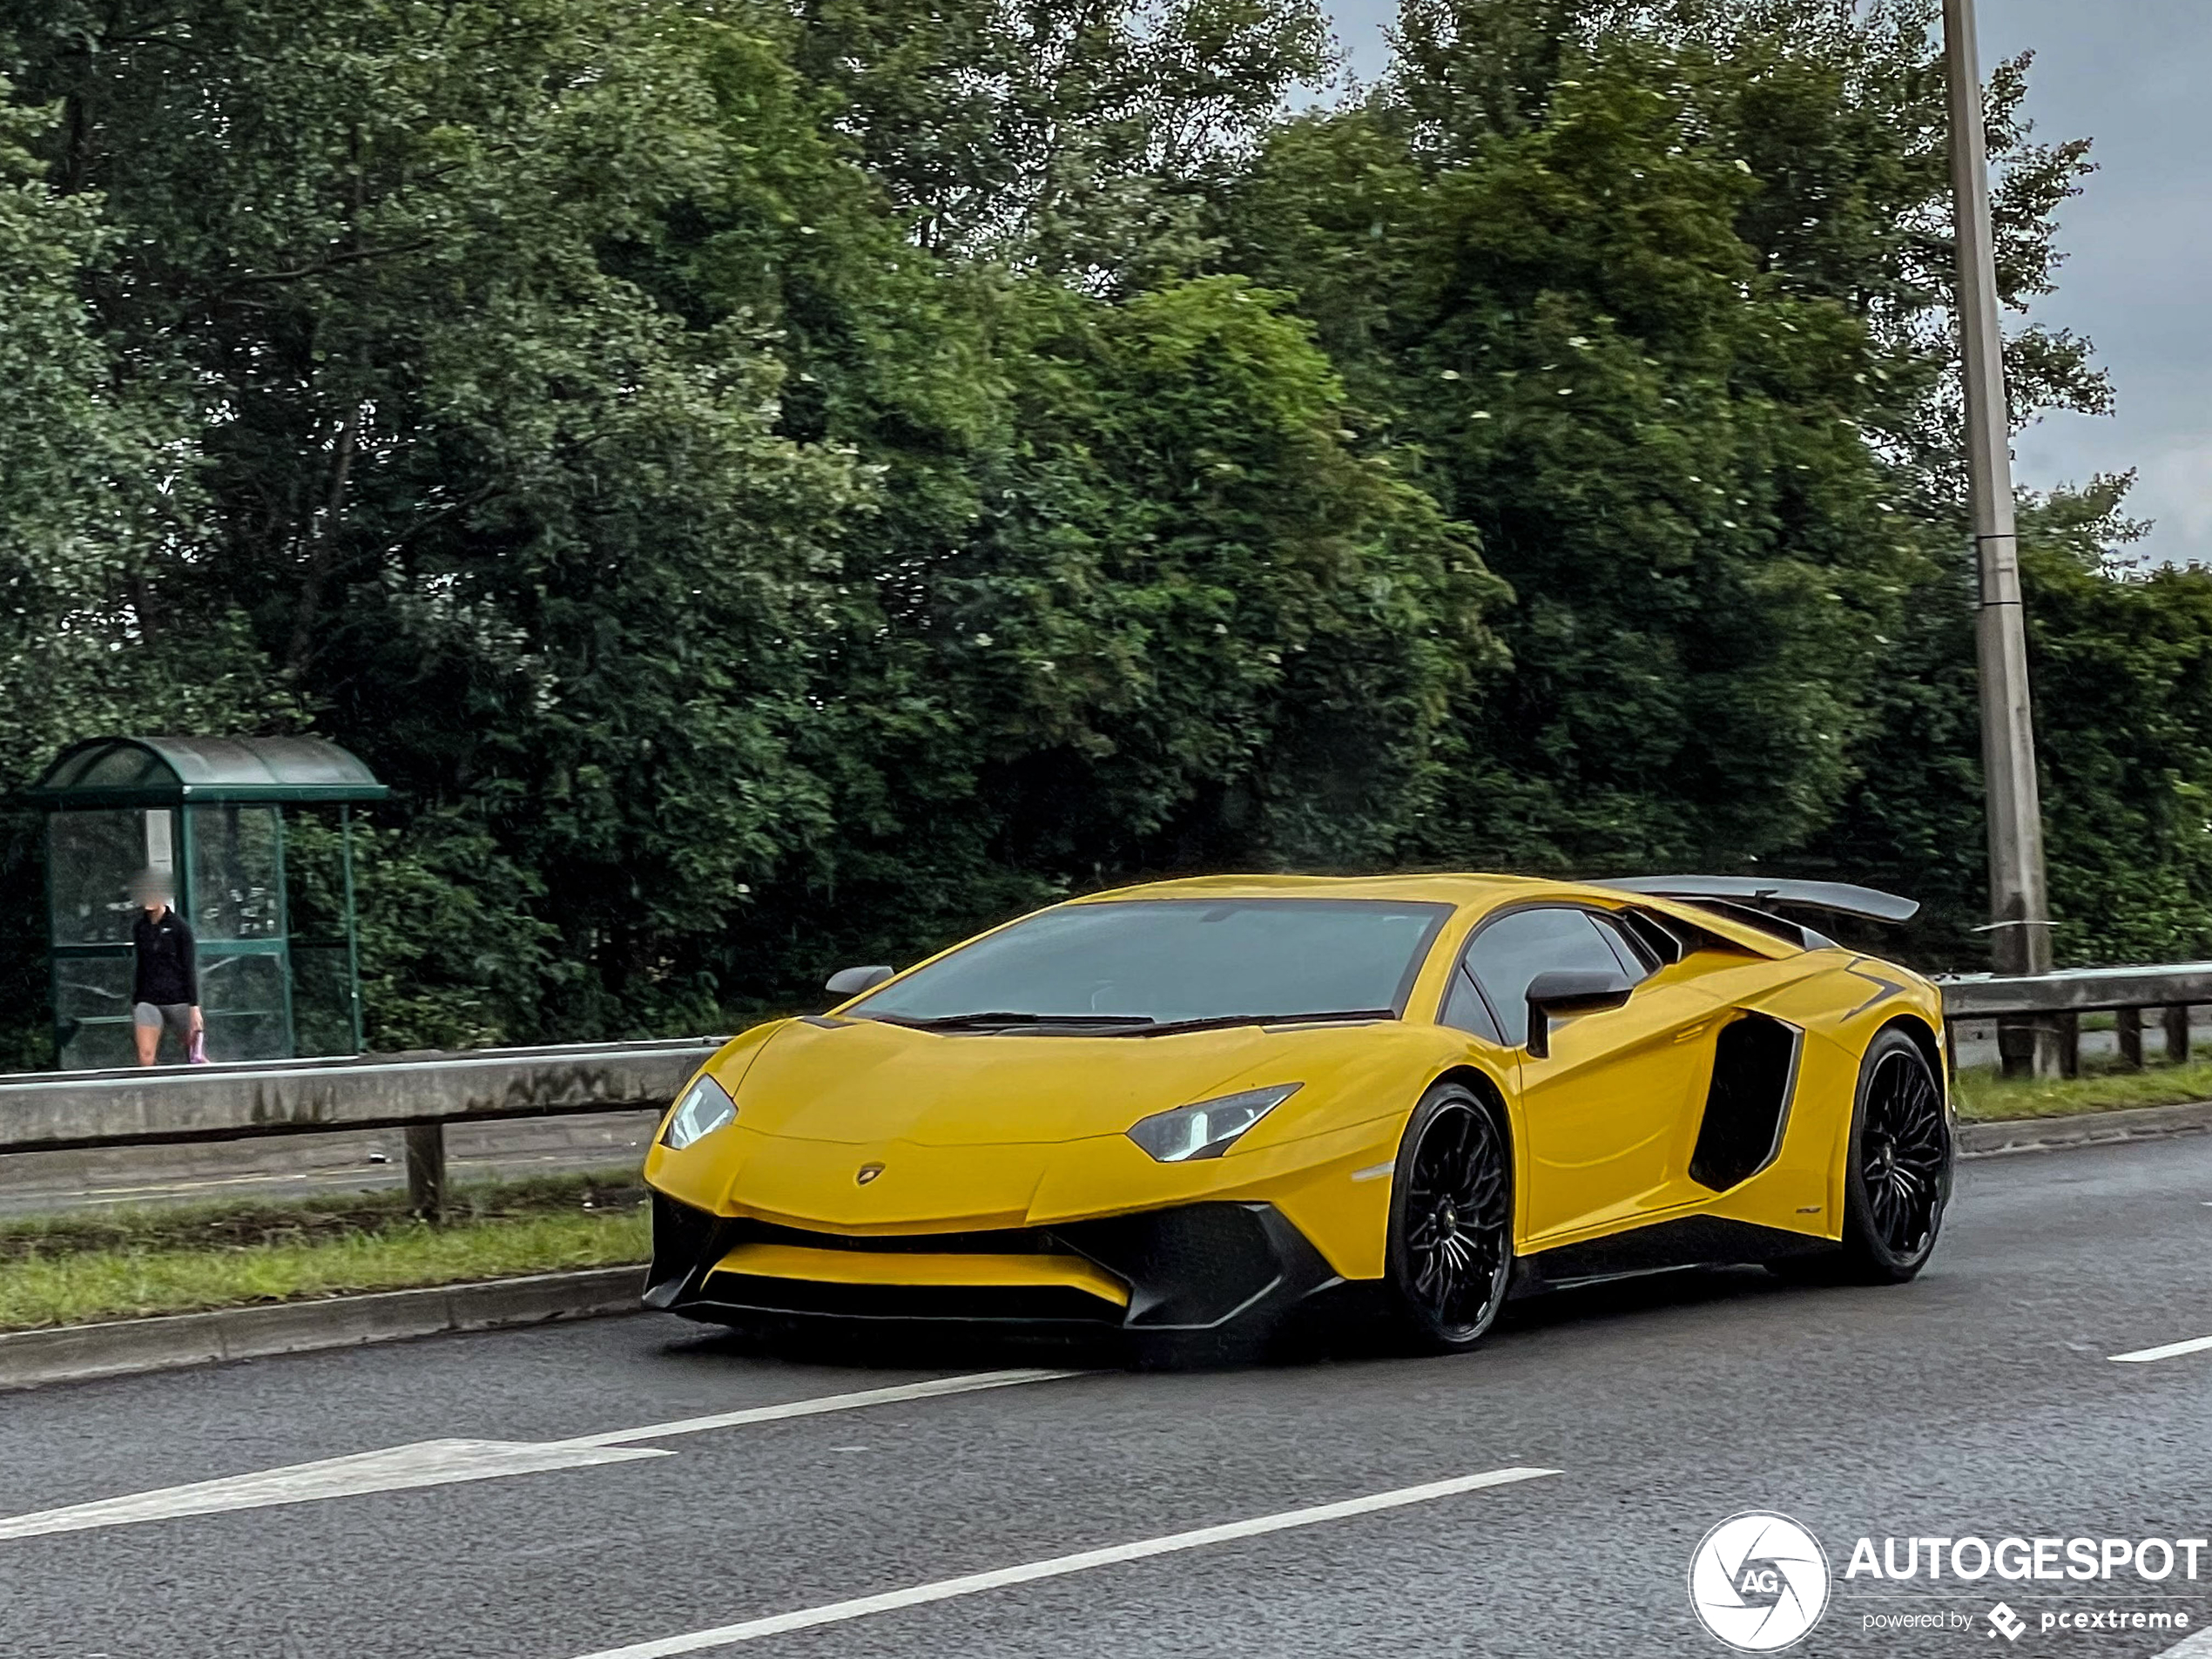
(642, 873, 1951, 1353)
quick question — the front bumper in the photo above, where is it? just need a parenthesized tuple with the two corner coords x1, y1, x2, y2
(644, 1193, 1340, 1333)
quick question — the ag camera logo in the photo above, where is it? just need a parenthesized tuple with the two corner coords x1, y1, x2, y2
(1689, 1512, 1832, 1651)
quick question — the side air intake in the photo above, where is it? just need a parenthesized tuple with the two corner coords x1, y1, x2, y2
(1689, 1014, 1804, 1191)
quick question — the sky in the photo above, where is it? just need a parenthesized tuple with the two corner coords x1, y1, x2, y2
(1322, 0, 2212, 565)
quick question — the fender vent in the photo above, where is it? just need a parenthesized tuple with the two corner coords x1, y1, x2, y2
(1690, 1014, 1803, 1190)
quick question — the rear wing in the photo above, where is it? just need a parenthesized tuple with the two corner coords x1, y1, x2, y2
(1594, 875, 1919, 926)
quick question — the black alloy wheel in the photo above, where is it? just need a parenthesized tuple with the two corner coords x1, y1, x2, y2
(1860, 1047, 1946, 1255)
(1386, 1084, 1514, 1352)
(1827, 1027, 1952, 1284)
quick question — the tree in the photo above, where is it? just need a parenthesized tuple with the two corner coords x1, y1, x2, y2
(1816, 481, 2212, 967)
(0, 71, 290, 1065)
(1, 0, 887, 1039)
(778, 0, 1331, 273)
(1217, 16, 1947, 868)
(0, 0, 2187, 1060)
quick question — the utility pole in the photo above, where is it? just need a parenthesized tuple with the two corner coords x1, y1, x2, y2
(1943, 0, 2055, 1076)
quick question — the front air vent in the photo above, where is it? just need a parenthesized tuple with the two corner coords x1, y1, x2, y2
(721, 1218, 1066, 1255)
(697, 1275, 1123, 1324)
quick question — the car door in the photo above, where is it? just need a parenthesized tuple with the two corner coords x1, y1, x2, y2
(1458, 905, 1723, 1244)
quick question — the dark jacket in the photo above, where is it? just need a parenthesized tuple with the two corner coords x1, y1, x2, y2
(132, 907, 199, 1007)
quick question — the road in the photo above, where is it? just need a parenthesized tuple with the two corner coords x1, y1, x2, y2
(3, 1135, 2211, 1658)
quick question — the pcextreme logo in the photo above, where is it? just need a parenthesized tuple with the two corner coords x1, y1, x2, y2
(1689, 1511, 1833, 1652)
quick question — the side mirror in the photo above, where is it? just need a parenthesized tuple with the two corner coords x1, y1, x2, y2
(1525, 969, 1633, 1058)
(825, 964, 895, 997)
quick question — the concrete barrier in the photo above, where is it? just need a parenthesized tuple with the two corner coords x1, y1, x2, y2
(0, 1037, 722, 1216)
(0, 1038, 720, 1157)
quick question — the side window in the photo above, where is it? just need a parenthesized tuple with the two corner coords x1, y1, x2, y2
(1588, 911, 1656, 984)
(1462, 907, 1628, 1048)
(1440, 966, 1504, 1043)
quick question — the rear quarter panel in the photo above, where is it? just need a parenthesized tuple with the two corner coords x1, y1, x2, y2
(1703, 950, 1946, 1240)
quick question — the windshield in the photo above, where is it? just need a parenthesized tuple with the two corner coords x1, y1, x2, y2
(846, 899, 1451, 1028)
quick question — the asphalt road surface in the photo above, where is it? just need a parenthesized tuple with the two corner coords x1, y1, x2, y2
(5, 1135, 2212, 1659)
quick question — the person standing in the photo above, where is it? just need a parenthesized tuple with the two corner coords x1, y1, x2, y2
(131, 871, 203, 1065)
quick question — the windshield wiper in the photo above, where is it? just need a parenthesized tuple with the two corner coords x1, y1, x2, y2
(1110, 1008, 1399, 1037)
(867, 1011, 1159, 1031)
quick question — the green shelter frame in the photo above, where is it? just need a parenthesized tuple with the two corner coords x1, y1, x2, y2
(22, 737, 389, 1069)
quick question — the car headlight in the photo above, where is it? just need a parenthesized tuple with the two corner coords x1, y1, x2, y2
(661, 1073, 738, 1150)
(1126, 1083, 1301, 1163)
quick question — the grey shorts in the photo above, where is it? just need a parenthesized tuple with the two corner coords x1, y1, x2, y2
(133, 1001, 192, 1036)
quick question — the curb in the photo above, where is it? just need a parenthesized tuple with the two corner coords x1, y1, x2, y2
(0, 1264, 645, 1393)
(1958, 1096, 2212, 1157)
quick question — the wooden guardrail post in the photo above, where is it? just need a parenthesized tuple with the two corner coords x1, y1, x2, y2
(2117, 1006, 2144, 1071)
(2054, 1012, 2079, 1079)
(405, 1123, 448, 1222)
(2168, 1005, 2195, 1066)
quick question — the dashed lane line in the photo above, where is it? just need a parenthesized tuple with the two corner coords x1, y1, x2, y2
(565, 1466, 1563, 1659)
(0, 1440, 671, 1542)
(558, 1369, 1082, 1447)
(2110, 1335, 2212, 1363)
(0, 1369, 1082, 1543)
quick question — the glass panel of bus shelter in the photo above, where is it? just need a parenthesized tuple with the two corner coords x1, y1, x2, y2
(186, 803, 286, 941)
(48, 810, 173, 946)
(288, 942, 358, 1057)
(198, 948, 291, 1062)
(53, 954, 137, 1070)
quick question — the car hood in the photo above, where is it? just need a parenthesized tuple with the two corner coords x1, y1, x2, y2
(724, 1015, 1285, 1147)
(663, 1013, 1441, 1232)
(690, 1015, 1318, 1231)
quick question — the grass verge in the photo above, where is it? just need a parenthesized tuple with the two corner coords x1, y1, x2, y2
(1953, 1056, 2212, 1123)
(0, 1172, 648, 1334)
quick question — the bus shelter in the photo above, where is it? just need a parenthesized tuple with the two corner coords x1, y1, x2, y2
(23, 737, 388, 1069)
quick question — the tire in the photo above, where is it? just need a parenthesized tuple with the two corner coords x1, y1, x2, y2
(1383, 1082, 1514, 1352)
(1830, 1028, 1952, 1284)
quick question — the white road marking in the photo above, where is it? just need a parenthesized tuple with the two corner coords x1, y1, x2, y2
(2153, 1630, 2212, 1656)
(566, 1465, 1562, 1659)
(0, 1440, 669, 1542)
(2110, 1335, 2212, 1363)
(561, 1369, 1081, 1448)
(0, 1369, 1081, 1544)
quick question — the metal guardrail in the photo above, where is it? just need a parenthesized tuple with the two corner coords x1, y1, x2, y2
(0, 1036, 724, 1217)
(1934, 966, 2212, 1076)
(0, 957, 2208, 1218)
(1935, 963, 2212, 1019)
